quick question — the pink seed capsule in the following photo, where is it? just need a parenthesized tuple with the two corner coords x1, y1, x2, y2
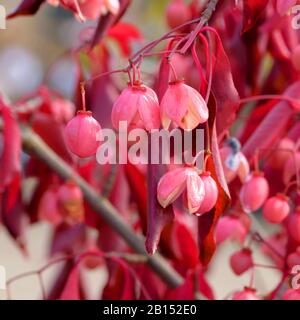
(111, 83, 160, 131)
(64, 111, 101, 158)
(230, 248, 253, 276)
(157, 167, 205, 214)
(166, 0, 191, 29)
(288, 208, 300, 242)
(196, 172, 218, 216)
(262, 194, 290, 224)
(160, 80, 209, 130)
(239, 172, 269, 213)
(232, 288, 260, 300)
(282, 289, 300, 300)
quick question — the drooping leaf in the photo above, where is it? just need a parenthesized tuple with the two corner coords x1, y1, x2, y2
(197, 94, 231, 266)
(209, 29, 240, 136)
(125, 163, 148, 233)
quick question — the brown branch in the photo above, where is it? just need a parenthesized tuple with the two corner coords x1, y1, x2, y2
(20, 125, 183, 288)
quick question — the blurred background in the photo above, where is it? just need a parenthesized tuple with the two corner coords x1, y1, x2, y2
(0, 0, 281, 300)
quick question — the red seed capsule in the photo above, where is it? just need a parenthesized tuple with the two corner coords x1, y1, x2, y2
(288, 208, 300, 242)
(64, 111, 101, 158)
(232, 288, 260, 300)
(230, 248, 253, 276)
(239, 172, 269, 213)
(262, 193, 290, 224)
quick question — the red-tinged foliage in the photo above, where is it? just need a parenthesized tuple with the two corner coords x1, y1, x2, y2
(170, 221, 199, 271)
(108, 23, 142, 56)
(164, 268, 214, 300)
(242, 0, 269, 33)
(124, 163, 148, 234)
(242, 82, 300, 160)
(239, 100, 276, 144)
(5, 0, 300, 301)
(59, 263, 84, 300)
(197, 95, 231, 266)
(208, 29, 240, 136)
(0, 99, 21, 192)
(102, 259, 136, 300)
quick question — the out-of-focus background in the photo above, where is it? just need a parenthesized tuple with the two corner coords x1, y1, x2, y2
(0, 0, 281, 300)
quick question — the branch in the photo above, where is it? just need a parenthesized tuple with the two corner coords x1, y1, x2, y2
(180, 0, 219, 54)
(20, 125, 183, 288)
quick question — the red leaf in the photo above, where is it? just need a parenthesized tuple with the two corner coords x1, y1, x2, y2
(0, 99, 21, 192)
(210, 30, 240, 135)
(7, 0, 45, 19)
(239, 100, 276, 144)
(198, 97, 231, 266)
(172, 221, 199, 270)
(145, 163, 175, 255)
(242, 0, 269, 33)
(164, 268, 214, 300)
(47, 259, 75, 300)
(59, 264, 81, 300)
(108, 23, 142, 56)
(102, 260, 136, 300)
(242, 81, 300, 160)
(124, 163, 148, 233)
